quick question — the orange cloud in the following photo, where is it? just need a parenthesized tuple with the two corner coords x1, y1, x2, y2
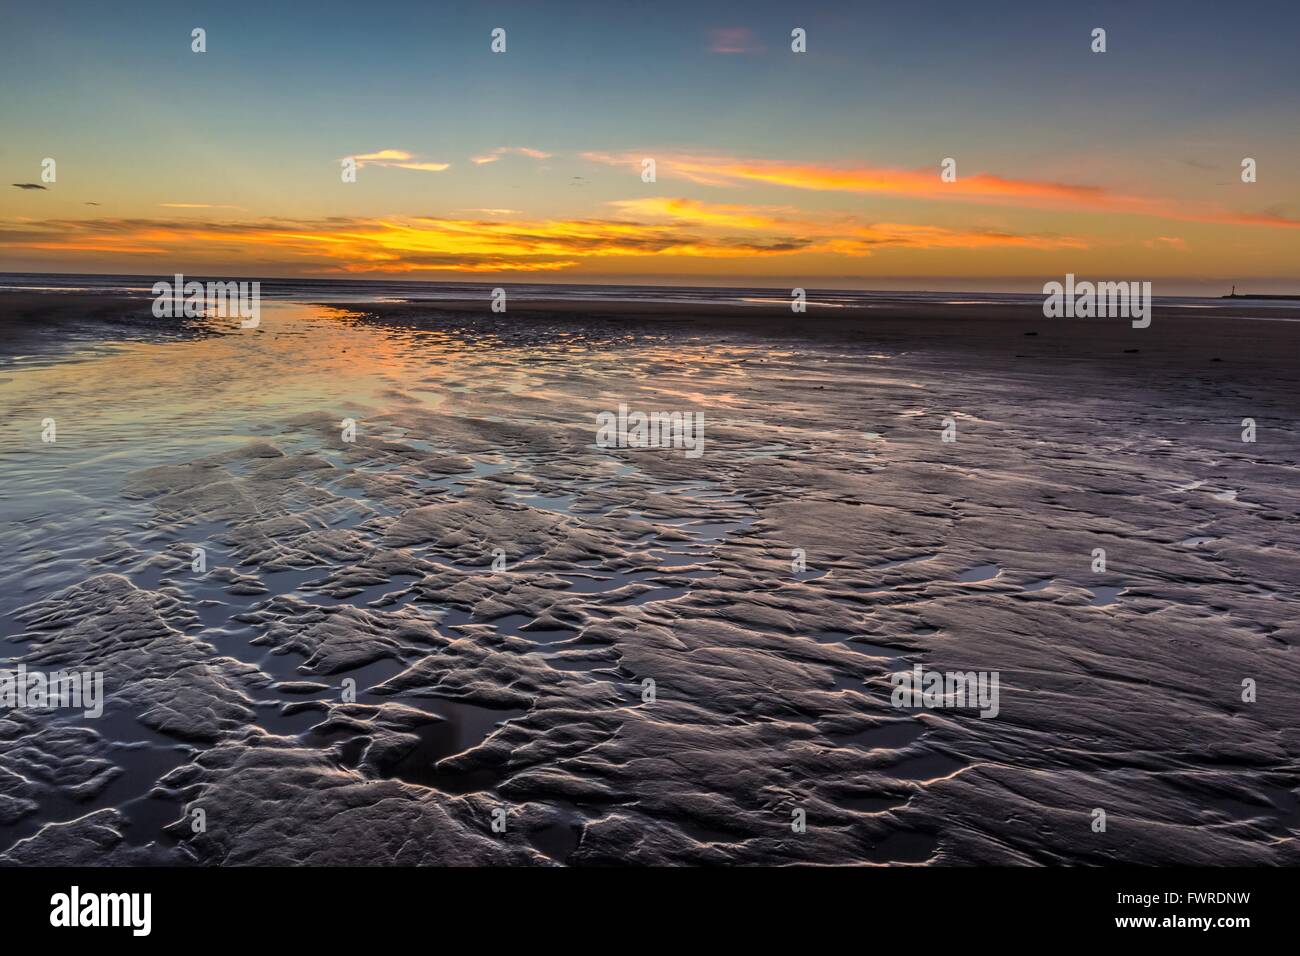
(0, 205, 1082, 275)
(607, 197, 1084, 254)
(608, 197, 789, 230)
(583, 151, 1300, 228)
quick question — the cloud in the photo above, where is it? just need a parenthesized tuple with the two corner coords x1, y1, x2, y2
(347, 149, 450, 173)
(0, 204, 1083, 275)
(608, 197, 1085, 254)
(709, 27, 765, 54)
(471, 146, 553, 165)
(609, 197, 790, 230)
(582, 151, 1300, 228)
(351, 149, 410, 163)
(11, 183, 46, 190)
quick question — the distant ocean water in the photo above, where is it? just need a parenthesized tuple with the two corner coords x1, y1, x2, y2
(4, 272, 1294, 311)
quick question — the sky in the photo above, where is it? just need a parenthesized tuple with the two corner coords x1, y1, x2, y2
(2, 0, 1299, 292)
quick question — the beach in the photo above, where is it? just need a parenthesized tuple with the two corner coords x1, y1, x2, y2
(1, 287, 1297, 866)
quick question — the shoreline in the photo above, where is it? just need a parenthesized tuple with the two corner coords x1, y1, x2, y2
(4, 289, 1299, 379)
(341, 296, 1300, 380)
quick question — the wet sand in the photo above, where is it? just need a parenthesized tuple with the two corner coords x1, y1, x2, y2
(349, 294, 1300, 370)
(0, 292, 212, 367)
(1, 290, 1297, 865)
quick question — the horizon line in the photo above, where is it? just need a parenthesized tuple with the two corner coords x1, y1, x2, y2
(3, 268, 1293, 299)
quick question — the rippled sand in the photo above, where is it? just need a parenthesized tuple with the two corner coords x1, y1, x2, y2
(1, 297, 1297, 865)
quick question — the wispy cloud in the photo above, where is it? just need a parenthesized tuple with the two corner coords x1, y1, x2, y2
(583, 151, 1300, 228)
(11, 183, 46, 190)
(470, 146, 553, 165)
(348, 149, 450, 173)
(709, 27, 765, 54)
